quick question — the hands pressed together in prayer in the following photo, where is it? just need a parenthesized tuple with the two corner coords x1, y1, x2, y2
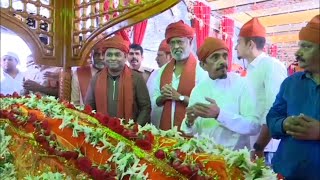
(283, 114, 320, 140)
(160, 84, 181, 101)
(185, 97, 220, 127)
(23, 79, 42, 93)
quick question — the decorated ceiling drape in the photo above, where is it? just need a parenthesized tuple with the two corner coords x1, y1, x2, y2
(192, 1, 211, 48)
(221, 16, 234, 72)
(104, 0, 148, 44)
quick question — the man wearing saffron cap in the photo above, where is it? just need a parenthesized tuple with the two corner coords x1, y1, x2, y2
(0, 52, 24, 95)
(85, 35, 151, 125)
(235, 18, 287, 163)
(180, 37, 260, 150)
(267, 15, 320, 179)
(71, 41, 107, 106)
(150, 20, 206, 130)
(147, 39, 172, 127)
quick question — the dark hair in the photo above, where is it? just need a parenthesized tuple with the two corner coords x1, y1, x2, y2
(244, 37, 266, 50)
(129, 44, 143, 55)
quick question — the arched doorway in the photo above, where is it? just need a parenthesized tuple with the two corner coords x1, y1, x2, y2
(1, 26, 32, 72)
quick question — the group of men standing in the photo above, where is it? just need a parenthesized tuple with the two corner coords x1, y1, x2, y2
(2, 14, 318, 179)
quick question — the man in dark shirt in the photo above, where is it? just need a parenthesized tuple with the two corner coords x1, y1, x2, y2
(85, 35, 151, 126)
(267, 15, 320, 179)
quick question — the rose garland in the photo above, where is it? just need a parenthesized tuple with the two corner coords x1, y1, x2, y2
(0, 92, 277, 179)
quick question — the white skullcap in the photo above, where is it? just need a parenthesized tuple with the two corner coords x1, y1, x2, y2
(1, 51, 20, 63)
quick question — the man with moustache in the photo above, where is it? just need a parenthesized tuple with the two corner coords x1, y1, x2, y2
(85, 35, 151, 125)
(71, 41, 107, 106)
(150, 20, 207, 130)
(267, 14, 320, 179)
(128, 43, 153, 82)
(181, 37, 260, 150)
(147, 39, 172, 127)
(235, 18, 287, 163)
(0, 52, 24, 95)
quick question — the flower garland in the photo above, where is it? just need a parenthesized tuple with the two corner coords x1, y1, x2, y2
(0, 92, 277, 179)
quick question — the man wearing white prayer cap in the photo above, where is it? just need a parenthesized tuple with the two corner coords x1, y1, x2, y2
(0, 51, 24, 95)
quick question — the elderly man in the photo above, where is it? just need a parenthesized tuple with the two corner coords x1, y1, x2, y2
(71, 42, 106, 106)
(147, 39, 172, 125)
(181, 37, 260, 150)
(150, 20, 207, 130)
(267, 15, 320, 179)
(0, 52, 24, 95)
(128, 43, 153, 82)
(235, 18, 287, 163)
(85, 35, 151, 126)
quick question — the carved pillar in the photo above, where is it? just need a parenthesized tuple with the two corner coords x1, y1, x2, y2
(56, 0, 74, 101)
(59, 68, 72, 101)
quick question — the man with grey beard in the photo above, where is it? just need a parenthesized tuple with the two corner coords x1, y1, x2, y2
(71, 41, 107, 106)
(181, 37, 260, 150)
(149, 20, 206, 130)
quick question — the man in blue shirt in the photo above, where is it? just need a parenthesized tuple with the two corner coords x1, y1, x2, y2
(267, 15, 320, 179)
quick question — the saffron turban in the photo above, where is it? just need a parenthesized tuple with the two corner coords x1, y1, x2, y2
(158, 39, 171, 53)
(197, 37, 228, 62)
(299, 15, 320, 44)
(165, 20, 195, 43)
(95, 35, 130, 53)
(239, 18, 266, 38)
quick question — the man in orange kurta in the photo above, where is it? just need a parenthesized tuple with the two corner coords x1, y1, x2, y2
(85, 35, 151, 125)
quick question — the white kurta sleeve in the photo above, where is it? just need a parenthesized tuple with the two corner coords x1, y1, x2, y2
(71, 71, 81, 106)
(180, 85, 203, 136)
(262, 60, 287, 124)
(216, 80, 260, 135)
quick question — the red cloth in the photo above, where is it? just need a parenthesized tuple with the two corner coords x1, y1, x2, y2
(133, 20, 148, 45)
(158, 39, 171, 53)
(76, 66, 92, 101)
(95, 66, 134, 120)
(98, 35, 130, 53)
(159, 55, 197, 130)
(196, 37, 228, 61)
(165, 20, 195, 43)
(239, 17, 266, 38)
(192, 1, 211, 48)
(299, 15, 320, 44)
(221, 17, 235, 71)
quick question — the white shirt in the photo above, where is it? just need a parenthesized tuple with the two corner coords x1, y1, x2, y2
(147, 69, 162, 125)
(150, 58, 207, 128)
(71, 66, 99, 106)
(245, 53, 287, 152)
(0, 69, 24, 95)
(24, 65, 40, 81)
(181, 73, 260, 150)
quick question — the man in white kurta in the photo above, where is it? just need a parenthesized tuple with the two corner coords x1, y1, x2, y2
(235, 18, 287, 163)
(181, 37, 260, 150)
(149, 21, 207, 130)
(147, 39, 172, 127)
(0, 52, 24, 95)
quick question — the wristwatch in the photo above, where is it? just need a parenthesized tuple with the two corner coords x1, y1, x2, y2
(253, 143, 264, 151)
(179, 95, 185, 102)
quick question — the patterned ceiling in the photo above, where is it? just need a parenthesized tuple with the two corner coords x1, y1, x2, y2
(206, 0, 320, 43)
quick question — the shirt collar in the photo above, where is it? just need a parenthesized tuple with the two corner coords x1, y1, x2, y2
(248, 52, 268, 67)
